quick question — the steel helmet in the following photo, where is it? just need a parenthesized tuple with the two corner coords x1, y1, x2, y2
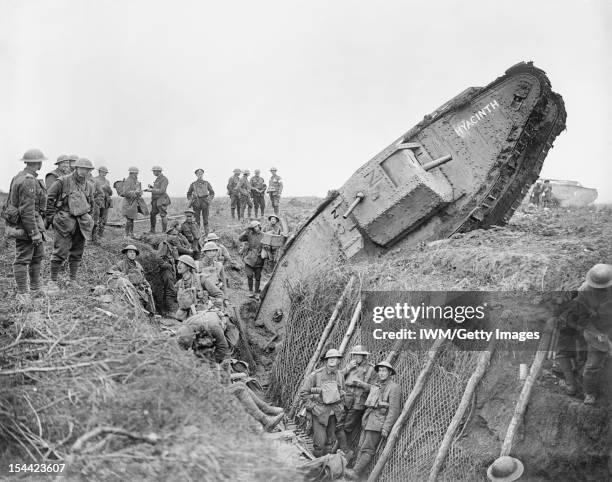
(233, 168, 241, 174)
(202, 241, 219, 252)
(324, 349, 342, 359)
(151, 165, 163, 172)
(585, 263, 612, 289)
(374, 361, 396, 375)
(270, 167, 277, 171)
(486, 456, 524, 481)
(195, 168, 204, 175)
(128, 166, 139, 174)
(98, 166, 109, 174)
(178, 255, 197, 270)
(68, 154, 79, 161)
(242, 170, 250, 175)
(55, 154, 69, 165)
(184, 208, 195, 215)
(254, 169, 260, 174)
(177, 324, 197, 348)
(166, 220, 179, 233)
(350, 345, 370, 356)
(20, 148, 47, 163)
(248, 220, 261, 229)
(73, 158, 95, 169)
(268, 214, 280, 222)
(121, 244, 140, 255)
(206, 233, 220, 241)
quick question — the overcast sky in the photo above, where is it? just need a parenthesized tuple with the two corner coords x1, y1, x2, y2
(1, 0, 610, 202)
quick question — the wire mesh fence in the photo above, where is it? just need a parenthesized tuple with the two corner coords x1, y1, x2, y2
(269, 275, 489, 481)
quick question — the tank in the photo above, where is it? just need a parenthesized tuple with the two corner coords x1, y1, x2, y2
(524, 179, 598, 207)
(256, 61, 567, 333)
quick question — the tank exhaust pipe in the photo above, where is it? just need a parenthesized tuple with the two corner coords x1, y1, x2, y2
(422, 154, 453, 171)
(343, 192, 365, 218)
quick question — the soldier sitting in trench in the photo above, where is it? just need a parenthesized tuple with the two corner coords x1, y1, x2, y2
(177, 311, 285, 432)
(174, 254, 225, 321)
(107, 244, 156, 315)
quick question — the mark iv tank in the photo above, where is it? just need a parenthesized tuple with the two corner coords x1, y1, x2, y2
(256, 61, 566, 333)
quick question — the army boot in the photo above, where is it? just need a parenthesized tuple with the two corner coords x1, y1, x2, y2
(161, 216, 168, 234)
(232, 384, 284, 432)
(13, 264, 29, 295)
(344, 453, 372, 480)
(68, 261, 80, 283)
(250, 392, 284, 415)
(557, 357, 577, 395)
(28, 262, 42, 294)
(149, 214, 157, 233)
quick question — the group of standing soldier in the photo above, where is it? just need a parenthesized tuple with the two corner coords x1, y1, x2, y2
(529, 179, 553, 207)
(6, 149, 100, 304)
(300, 346, 401, 479)
(227, 167, 283, 220)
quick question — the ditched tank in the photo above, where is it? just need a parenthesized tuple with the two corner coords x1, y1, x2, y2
(256, 61, 567, 333)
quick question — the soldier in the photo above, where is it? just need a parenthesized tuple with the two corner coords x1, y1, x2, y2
(174, 254, 224, 321)
(144, 166, 171, 234)
(345, 361, 401, 480)
(181, 208, 202, 260)
(238, 220, 264, 299)
(119, 167, 148, 238)
(238, 170, 253, 220)
(202, 233, 238, 272)
(262, 214, 286, 267)
(267, 167, 283, 216)
(92, 166, 113, 244)
(108, 245, 156, 314)
(227, 168, 242, 220)
(250, 169, 267, 218)
(199, 241, 227, 293)
(575, 264, 612, 405)
(340, 345, 375, 450)
(6, 149, 48, 304)
(45, 155, 72, 189)
(530, 180, 543, 206)
(157, 221, 193, 316)
(187, 168, 215, 235)
(300, 349, 347, 458)
(540, 179, 553, 208)
(45, 158, 96, 289)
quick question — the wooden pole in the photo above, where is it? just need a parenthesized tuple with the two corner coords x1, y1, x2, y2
(367, 337, 446, 482)
(287, 275, 355, 417)
(500, 319, 555, 456)
(338, 301, 362, 355)
(427, 343, 495, 482)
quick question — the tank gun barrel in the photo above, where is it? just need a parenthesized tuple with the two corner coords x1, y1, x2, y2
(422, 154, 453, 171)
(342, 192, 365, 219)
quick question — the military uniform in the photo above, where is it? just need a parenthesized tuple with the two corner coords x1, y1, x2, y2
(187, 178, 215, 233)
(157, 227, 193, 315)
(341, 360, 375, 439)
(238, 175, 253, 219)
(93, 174, 113, 241)
(7, 166, 47, 293)
(267, 172, 283, 216)
(238, 226, 264, 296)
(120, 173, 149, 237)
(149, 173, 171, 233)
(177, 310, 231, 362)
(300, 366, 347, 457)
(180, 219, 202, 259)
(250, 174, 267, 217)
(46, 171, 96, 282)
(109, 257, 155, 314)
(198, 256, 227, 293)
(347, 365, 401, 478)
(174, 271, 223, 321)
(540, 182, 553, 207)
(227, 173, 242, 219)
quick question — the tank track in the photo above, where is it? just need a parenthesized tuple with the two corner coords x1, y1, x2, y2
(454, 64, 567, 233)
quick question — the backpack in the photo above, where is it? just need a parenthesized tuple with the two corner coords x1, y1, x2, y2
(1, 178, 20, 225)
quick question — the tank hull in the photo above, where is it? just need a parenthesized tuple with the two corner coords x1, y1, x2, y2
(257, 62, 567, 333)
